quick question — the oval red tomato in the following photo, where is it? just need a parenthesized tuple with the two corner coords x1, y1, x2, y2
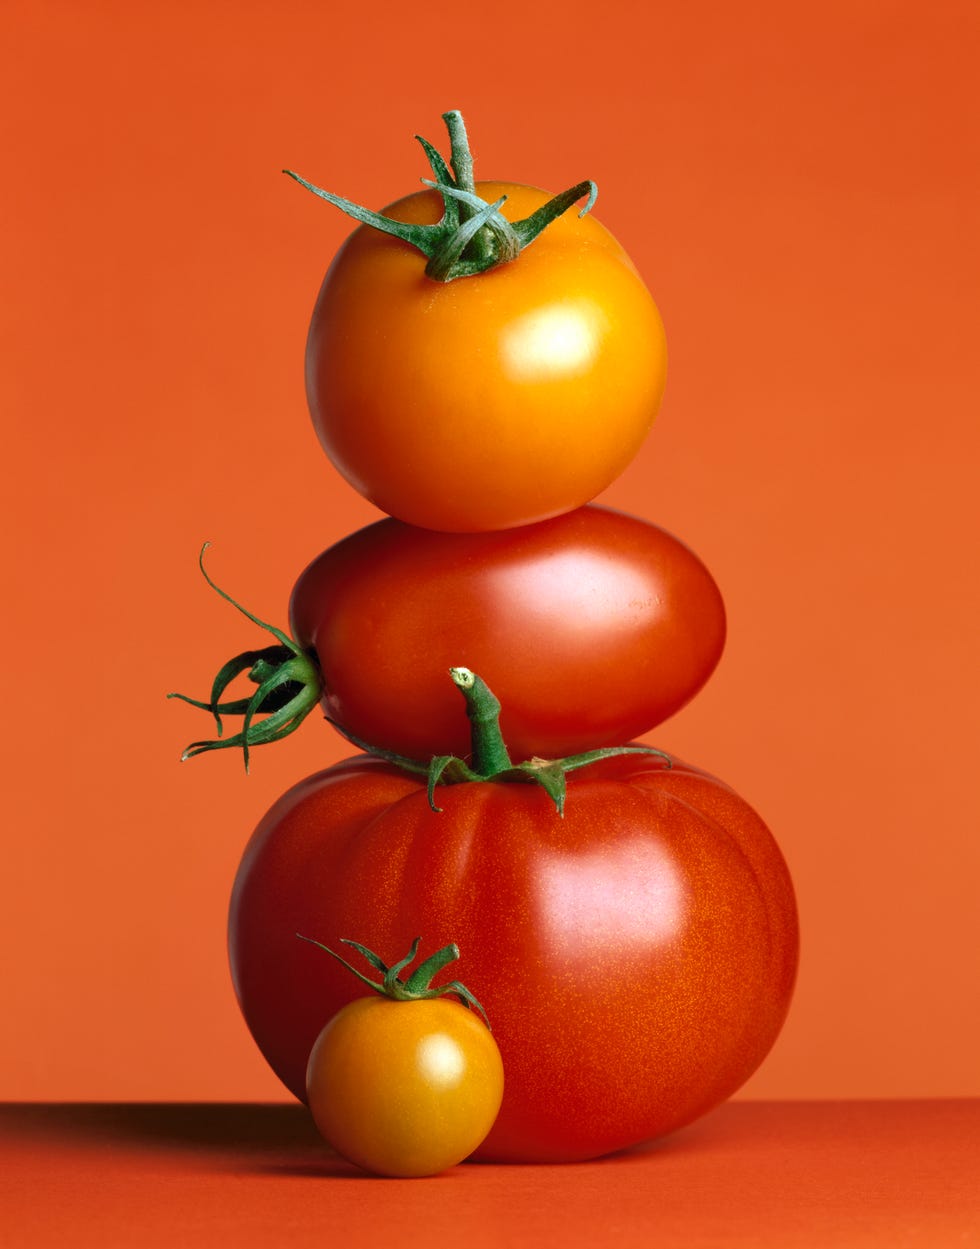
(228, 751, 798, 1164)
(289, 505, 725, 761)
(305, 182, 667, 532)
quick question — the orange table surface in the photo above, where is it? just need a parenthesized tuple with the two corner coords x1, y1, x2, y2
(2, 1100, 976, 1248)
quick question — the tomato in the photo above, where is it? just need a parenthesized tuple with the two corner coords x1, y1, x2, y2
(304, 943, 504, 1177)
(170, 506, 723, 768)
(228, 750, 798, 1164)
(290, 505, 725, 761)
(304, 181, 667, 532)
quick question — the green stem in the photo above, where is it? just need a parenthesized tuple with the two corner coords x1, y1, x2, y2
(449, 667, 513, 776)
(443, 109, 494, 270)
(326, 668, 671, 817)
(445, 109, 476, 195)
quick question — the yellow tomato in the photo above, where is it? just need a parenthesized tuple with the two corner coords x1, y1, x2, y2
(306, 995, 504, 1177)
(305, 182, 667, 532)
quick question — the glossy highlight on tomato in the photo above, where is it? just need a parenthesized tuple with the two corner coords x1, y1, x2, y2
(290, 505, 725, 761)
(228, 750, 798, 1164)
(304, 182, 667, 532)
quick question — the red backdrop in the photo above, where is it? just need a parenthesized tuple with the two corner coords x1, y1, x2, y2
(2, 0, 977, 1102)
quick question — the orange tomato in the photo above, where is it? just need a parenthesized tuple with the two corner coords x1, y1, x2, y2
(306, 995, 504, 1177)
(304, 182, 667, 532)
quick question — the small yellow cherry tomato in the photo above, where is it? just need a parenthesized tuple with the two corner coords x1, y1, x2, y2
(306, 995, 504, 1177)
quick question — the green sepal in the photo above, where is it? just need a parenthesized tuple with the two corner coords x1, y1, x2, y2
(285, 110, 598, 282)
(423, 195, 509, 281)
(176, 656, 317, 771)
(414, 134, 460, 229)
(282, 168, 443, 252)
(517, 759, 568, 815)
(167, 645, 299, 734)
(419, 181, 521, 267)
(329, 666, 674, 817)
(338, 938, 390, 977)
(425, 754, 481, 812)
(296, 934, 491, 1029)
(426, 177, 599, 255)
(510, 179, 598, 247)
(383, 938, 423, 989)
(559, 744, 674, 772)
(168, 544, 323, 772)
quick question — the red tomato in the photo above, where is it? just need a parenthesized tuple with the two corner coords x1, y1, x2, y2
(290, 505, 725, 761)
(305, 182, 667, 532)
(229, 752, 798, 1164)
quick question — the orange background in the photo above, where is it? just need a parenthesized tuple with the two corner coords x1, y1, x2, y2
(2, 0, 977, 1105)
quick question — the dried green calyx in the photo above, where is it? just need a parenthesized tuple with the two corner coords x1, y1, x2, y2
(296, 935, 491, 1028)
(284, 109, 597, 282)
(166, 544, 323, 773)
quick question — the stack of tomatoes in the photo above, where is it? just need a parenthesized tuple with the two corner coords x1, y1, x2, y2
(177, 114, 798, 1168)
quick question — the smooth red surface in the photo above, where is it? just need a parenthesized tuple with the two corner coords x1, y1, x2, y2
(289, 506, 726, 760)
(229, 752, 797, 1162)
(2, 1101, 976, 1248)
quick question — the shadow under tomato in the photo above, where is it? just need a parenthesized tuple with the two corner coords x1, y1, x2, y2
(0, 1101, 725, 1178)
(0, 1102, 350, 1170)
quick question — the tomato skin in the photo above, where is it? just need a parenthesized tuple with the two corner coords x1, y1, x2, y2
(306, 996, 504, 1177)
(305, 182, 667, 532)
(289, 505, 725, 761)
(228, 753, 798, 1164)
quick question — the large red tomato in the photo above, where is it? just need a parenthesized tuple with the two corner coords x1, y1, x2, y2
(290, 505, 725, 761)
(304, 179, 666, 532)
(228, 749, 798, 1164)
